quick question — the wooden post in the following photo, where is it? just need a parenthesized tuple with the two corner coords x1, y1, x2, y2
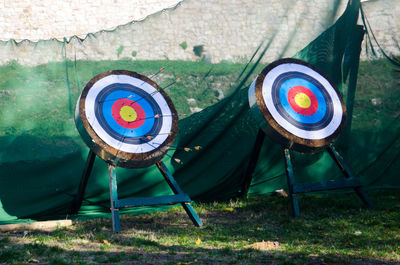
(70, 150, 96, 214)
(284, 148, 300, 217)
(343, 25, 365, 141)
(156, 162, 203, 227)
(241, 129, 265, 196)
(108, 164, 121, 233)
(327, 144, 373, 208)
(103, 162, 202, 232)
(282, 145, 373, 217)
(74, 153, 202, 232)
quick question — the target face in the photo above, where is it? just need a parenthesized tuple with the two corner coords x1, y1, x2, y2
(248, 58, 346, 152)
(75, 70, 178, 168)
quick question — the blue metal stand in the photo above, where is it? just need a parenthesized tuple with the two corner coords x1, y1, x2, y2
(284, 144, 373, 217)
(107, 161, 202, 232)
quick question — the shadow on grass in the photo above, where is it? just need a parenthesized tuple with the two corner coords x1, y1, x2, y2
(1, 235, 398, 265)
(1, 190, 399, 264)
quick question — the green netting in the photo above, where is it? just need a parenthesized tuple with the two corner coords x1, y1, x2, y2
(0, 0, 399, 224)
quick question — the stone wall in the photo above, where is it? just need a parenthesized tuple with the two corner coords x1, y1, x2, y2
(0, 0, 398, 65)
(360, 0, 400, 58)
(0, 0, 181, 41)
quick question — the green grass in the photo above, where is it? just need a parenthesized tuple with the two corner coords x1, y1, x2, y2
(0, 190, 399, 264)
(351, 59, 400, 132)
(0, 58, 398, 138)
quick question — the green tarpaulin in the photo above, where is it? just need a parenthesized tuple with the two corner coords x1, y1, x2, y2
(0, 0, 399, 224)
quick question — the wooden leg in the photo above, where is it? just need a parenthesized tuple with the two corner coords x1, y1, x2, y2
(108, 165, 121, 233)
(241, 129, 265, 196)
(180, 203, 203, 227)
(284, 148, 300, 217)
(70, 150, 96, 214)
(156, 162, 203, 227)
(327, 145, 373, 208)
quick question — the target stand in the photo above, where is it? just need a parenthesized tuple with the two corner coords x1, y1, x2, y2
(246, 58, 373, 217)
(71, 70, 202, 232)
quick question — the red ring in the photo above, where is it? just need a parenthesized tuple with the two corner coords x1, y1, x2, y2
(111, 98, 146, 129)
(287, 86, 318, 116)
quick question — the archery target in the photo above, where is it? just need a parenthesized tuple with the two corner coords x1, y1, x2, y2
(75, 70, 178, 168)
(248, 58, 346, 152)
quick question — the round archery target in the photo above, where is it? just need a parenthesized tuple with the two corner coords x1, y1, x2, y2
(248, 58, 346, 152)
(75, 70, 178, 168)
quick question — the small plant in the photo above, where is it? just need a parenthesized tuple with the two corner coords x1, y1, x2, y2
(179, 41, 188, 50)
(117, 45, 124, 58)
(129, 253, 140, 260)
(193, 45, 204, 57)
(131, 50, 137, 57)
(50, 257, 70, 265)
(107, 253, 125, 262)
(99, 244, 112, 251)
(0, 237, 10, 247)
(0, 249, 21, 263)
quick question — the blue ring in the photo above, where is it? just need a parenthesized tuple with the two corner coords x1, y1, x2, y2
(279, 78, 326, 124)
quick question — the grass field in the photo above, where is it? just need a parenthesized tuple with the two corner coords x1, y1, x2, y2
(0, 190, 399, 264)
(352, 59, 400, 131)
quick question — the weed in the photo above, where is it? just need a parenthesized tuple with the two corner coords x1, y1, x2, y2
(25, 242, 48, 256)
(99, 244, 112, 251)
(50, 257, 71, 265)
(0, 237, 10, 247)
(128, 253, 140, 260)
(117, 45, 124, 57)
(107, 252, 125, 262)
(193, 45, 204, 57)
(0, 249, 22, 263)
(179, 41, 187, 50)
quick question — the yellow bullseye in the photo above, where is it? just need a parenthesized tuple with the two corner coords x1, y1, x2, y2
(120, 106, 137, 122)
(294, 93, 311, 109)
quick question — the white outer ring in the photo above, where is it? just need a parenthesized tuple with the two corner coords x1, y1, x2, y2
(84, 74, 172, 153)
(261, 63, 343, 140)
